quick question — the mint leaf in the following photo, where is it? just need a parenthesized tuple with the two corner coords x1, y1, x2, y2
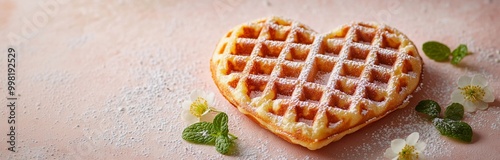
(182, 122, 216, 144)
(433, 118, 473, 143)
(422, 41, 451, 61)
(415, 100, 441, 119)
(182, 112, 237, 155)
(215, 135, 231, 154)
(445, 103, 464, 121)
(213, 112, 229, 136)
(451, 44, 468, 65)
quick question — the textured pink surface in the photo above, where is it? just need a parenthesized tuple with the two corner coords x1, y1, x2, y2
(0, 0, 499, 159)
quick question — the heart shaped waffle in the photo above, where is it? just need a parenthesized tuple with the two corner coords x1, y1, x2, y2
(210, 17, 422, 150)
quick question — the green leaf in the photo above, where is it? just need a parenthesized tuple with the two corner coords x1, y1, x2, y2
(415, 100, 441, 119)
(182, 122, 216, 144)
(451, 44, 468, 65)
(422, 41, 451, 61)
(445, 103, 464, 121)
(212, 112, 229, 136)
(215, 135, 231, 155)
(433, 118, 473, 143)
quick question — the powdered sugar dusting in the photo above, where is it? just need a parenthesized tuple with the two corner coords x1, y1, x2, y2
(331, 109, 452, 159)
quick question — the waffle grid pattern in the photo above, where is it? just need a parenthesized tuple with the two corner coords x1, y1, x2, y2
(211, 17, 422, 150)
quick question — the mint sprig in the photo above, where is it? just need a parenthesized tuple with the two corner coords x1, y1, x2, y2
(215, 135, 231, 154)
(212, 112, 229, 136)
(451, 44, 468, 65)
(182, 122, 216, 144)
(415, 100, 473, 143)
(433, 118, 473, 142)
(182, 112, 237, 155)
(422, 41, 451, 61)
(444, 103, 464, 121)
(422, 41, 469, 65)
(415, 100, 441, 119)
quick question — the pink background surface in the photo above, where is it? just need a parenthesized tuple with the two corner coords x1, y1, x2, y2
(0, 0, 499, 159)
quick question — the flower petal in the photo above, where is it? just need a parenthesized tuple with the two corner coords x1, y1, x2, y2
(384, 147, 397, 158)
(181, 110, 190, 120)
(190, 90, 203, 100)
(471, 75, 488, 87)
(182, 110, 198, 124)
(458, 76, 472, 87)
(463, 100, 477, 112)
(415, 141, 426, 152)
(450, 89, 465, 103)
(483, 87, 495, 103)
(406, 132, 419, 145)
(205, 92, 216, 106)
(475, 101, 489, 110)
(182, 101, 192, 110)
(391, 139, 406, 153)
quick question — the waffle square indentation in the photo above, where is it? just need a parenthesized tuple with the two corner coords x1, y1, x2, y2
(285, 46, 310, 62)
(278, 64, 303, 80)
(245, 78, 268, 98)
(249, 59, 276, 75)
(258, 43, 284, 58)
(231, 42, 255, 56)
(307, 57, 335, 85)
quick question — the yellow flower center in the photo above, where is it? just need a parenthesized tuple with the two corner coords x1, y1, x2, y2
(190, 97, 209, 118)
(398, 144, 418, 160)
(459, 85, 485, 102)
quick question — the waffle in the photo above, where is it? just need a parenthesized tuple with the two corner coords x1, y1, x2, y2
(210, 17, 422, 150)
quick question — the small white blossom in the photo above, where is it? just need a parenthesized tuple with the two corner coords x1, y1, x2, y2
(181, 90, 218, 124)
(384, 132, 426, 160)
(451, 75, 494, 112)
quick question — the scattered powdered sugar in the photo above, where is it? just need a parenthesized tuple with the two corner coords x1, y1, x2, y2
(70, 66, 198, 158)
(331, 96, 500, 159)
(475, 48, 500, 64)
(490, 111, 500, 131)
(250, 90, 263, 98)
(314, 71, 330, 85)
(234, 138, 273, 159)
(332, 109, 452, 159)
(467, 108, 500, 136)
(361, 109, 368, 115)
(3, 145, 65, 159)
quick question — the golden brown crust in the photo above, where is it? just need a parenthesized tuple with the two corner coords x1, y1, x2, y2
(210, 17, 423, 150)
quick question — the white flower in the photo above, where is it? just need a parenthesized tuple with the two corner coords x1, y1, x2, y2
(451, 75, 494, 112)
(181, 90, 218, 124)
(384, 132, 426, 160)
